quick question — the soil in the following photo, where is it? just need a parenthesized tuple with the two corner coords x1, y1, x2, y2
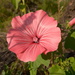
(0, 0, 75, 74)
(59, 0, 75, 24)
(0, 37, 16, 72)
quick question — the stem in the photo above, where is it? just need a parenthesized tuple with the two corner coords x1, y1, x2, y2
(52, 52, 54, 64)
(30, 62, 37, 75)
(58, 42, 63, 56)
(22, 0, 26, 14)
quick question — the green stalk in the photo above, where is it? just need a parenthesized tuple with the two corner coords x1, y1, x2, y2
(29, 62, 37, 75)
(22, 0, 26, 14)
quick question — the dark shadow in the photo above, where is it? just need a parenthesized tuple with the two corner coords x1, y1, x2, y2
(16, 13, 36, 31)
(64, 29, 75, 50)
(41, 52, 51, 60)
(24, 13, 36, 25)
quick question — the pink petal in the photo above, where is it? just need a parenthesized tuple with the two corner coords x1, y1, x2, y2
(11, 16, 24, 29)
(39, 14, 57, 27)
(17, 44, 45, 62)
(37, 20, 58, 38)
(11, 10, 49, 37)
(11, 15, 35, 37)
(69, 18, 75, 26)
(21, 10, 47, 26)
(21, 10, 47, 35)
(39, 27, 61, 54)
(7, 29, 32, 54)
(33, 10, 47, 25)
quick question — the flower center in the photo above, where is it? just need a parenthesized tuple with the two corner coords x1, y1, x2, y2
(33, 37, 39, 43)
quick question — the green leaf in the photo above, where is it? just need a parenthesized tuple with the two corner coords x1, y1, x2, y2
(30, 68, 37, 75)
(48, 65, 66, 75)
(29, 62, 37, 75)
(32, 53, 50, 69)
(71, 32, 75, 38)
(71, 62, 75, 71)
(11, 0, 20, 10)
(69, 57, 75, 71)
(1, 70, 5, 75)
(29, 53, 50, 75)
(68, 57, 75, 63)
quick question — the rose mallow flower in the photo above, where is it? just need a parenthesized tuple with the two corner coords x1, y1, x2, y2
(69, 18, 75, 26)
(7, 10, 61, 62)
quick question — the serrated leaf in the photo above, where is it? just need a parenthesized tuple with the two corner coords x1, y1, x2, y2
(48, 65, 66, 75)
(11, 0, 20, 10)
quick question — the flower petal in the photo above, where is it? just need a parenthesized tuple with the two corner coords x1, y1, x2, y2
(21, 10, 47, 36)
(17, 44, 45, 62)
(69, 18, 75, 26)
(37, 19, 58, 38)
(11, 16, 24, 29)
(21, 10, 47, 26)
(7, 29, 32, 54)
(39, 27, 61, 54)
(39, 14, 56, 27)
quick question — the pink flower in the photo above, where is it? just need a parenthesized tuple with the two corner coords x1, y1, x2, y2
(69, 18, 75, 26)
(7, 10, 61, 62)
